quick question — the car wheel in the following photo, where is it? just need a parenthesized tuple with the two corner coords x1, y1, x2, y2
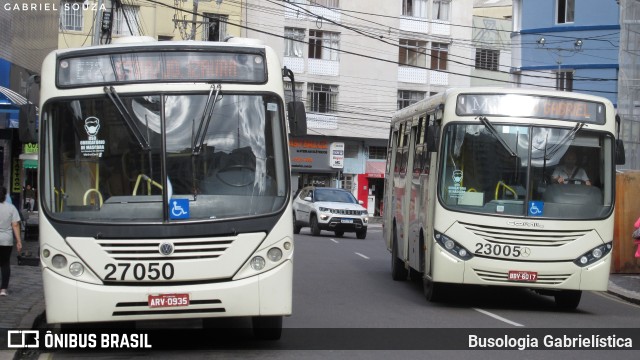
(334, 230, 344, 237)
(293, 212, 301, 234)
(391, 226, 408, 281)
(310, 214, 321, 236)
(356, 228, 367, 239)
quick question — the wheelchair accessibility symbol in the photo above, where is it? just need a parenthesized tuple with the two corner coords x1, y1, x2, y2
(528, 201, 544, 216)
(170, 199, 190, 219)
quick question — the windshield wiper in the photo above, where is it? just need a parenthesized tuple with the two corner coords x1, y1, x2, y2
(545, 122, 585, 159)
(477, 116, 517, 157)
(104, 86, 150, 150)
(192, 84, 222, 155)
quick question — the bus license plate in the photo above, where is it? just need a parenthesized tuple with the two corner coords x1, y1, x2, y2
(341, 219, 354, 224)
(148, 293, 190, 308)
(508, 271, 538, 282)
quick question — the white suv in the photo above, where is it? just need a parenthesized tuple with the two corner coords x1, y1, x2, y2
(292, 186, 368, 239)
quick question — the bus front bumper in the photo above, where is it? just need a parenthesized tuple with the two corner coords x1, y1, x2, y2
(43, 260, 292, 324)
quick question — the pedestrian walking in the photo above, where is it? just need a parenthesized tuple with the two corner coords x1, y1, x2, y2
(634, 216, 640, 258)
(0, 186, 22, 296)
(24, 184, 35, 212)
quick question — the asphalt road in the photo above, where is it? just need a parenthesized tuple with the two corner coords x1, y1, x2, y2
(38, 223, 640, 358)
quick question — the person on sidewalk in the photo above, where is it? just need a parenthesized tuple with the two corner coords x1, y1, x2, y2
(634, 217, 640, 259)
(24, 184, 35, 212)
(0, 186, 22, 296)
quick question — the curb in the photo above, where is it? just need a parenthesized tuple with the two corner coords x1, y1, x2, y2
(607, 281, 640, 306)
(13, 299, 46, 360)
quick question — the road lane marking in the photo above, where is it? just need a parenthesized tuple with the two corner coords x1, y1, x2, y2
(330, 238, 339, 244)
(355, 252, 370, 260)
(473, 308, 524, 327)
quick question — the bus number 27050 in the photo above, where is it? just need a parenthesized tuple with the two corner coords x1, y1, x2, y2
(104, 263, 175, 281)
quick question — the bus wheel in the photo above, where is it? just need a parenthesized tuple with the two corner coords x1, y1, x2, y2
(252, 316, 283, 340)
(310, 215, 321, 236)
(423, 278, 443, 302)
(391, 229, 408, 281)
(554, 290, 582, 310)
(334, 230, 344, 237)
(293, 212, 301, 234)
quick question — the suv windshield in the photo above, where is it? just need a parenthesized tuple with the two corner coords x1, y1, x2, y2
(314, 189, 358, 203)
(41, 93, 287, 222)
(438, 123, 614, 219)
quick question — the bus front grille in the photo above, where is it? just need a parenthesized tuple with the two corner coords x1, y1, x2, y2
(473, 269, 571, 285)
(112, 299, 225, 317)
(97, 238, 234, 261)
(460, 222, 589, 247)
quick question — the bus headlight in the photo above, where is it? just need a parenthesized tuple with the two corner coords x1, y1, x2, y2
(69, 262, 84, 277)
(51, 254, 68, 269)
(267, 248, 283, 262)
(434, 231, 473, 261)
(250, 256, 266, 271)
(574, 242, 612, 267)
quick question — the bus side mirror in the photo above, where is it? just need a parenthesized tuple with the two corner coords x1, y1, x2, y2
(19, 104, 38, 143)
(616, 139, 626, 165)
(426, 125, 440, 152)
(287, 101, 307, 136)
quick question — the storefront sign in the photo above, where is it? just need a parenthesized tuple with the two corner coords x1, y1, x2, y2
(23, 143, 38, 154)
(289, 138, 331, 171)
(330, 142, 344, 169)
(11, 158, 20, 193)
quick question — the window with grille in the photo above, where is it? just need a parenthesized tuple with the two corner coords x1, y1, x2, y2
(557, 0, 575, 24)
(433, 0, 451, 21)
(397, 90, 425, 110)
(431, 42, 448, 70)
(284, 28, 305, 57)
(475, 49, 500, 71)
(307, 83, 338, 113)
(368, 146, 387, 160)
(310, 0, 340, 7)
(309, 30, 340, 61)
(203, 14, 228, 41)
(556, 71, 574, 91)
(59, 0, 83, 31)
(114, 5, 141, 36)
(399, 39, 427, 66)
(402, 0, 427, 18)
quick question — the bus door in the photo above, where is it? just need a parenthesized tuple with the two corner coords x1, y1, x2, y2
(423, 110, 441, 277)
(383, 128, 398, 249)
(401, 120, 418, 263)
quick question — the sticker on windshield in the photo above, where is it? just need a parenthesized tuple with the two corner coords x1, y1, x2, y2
(528, 201, 544, 216)
(267, 103, 277, 112)
(448, 169, 466, 199)
(170, 199, 190, 220)
(80, 116, 105, 158)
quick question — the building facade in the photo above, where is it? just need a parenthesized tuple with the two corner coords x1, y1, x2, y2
(245, 0, 474, 214)
(0, 0, 58, 205)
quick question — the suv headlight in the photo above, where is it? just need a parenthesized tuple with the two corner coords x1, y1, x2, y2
(319, 207, 330, 212)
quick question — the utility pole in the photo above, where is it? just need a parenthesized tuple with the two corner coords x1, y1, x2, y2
(92, 0, 105, 45)
(190, 0, 199, 40)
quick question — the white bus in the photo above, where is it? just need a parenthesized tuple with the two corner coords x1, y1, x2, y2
(383, 88, 625, 309)
(33, 37, 306, 339)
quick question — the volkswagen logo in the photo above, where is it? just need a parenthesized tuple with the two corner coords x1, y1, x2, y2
(159, 242, 174, 256)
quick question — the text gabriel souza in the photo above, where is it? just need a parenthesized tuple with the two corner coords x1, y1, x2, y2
(469, 334, 633, 350)
(44, 331, 151, 349)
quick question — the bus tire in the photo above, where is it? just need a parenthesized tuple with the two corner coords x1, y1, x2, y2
(310, 215, 321, 236)
(293, 212, 301, 234)
(252, 315, 283, 340)
(356, 228, 367, 239)
(334, 230, 344, 237)
(391, 228, 408, 281)
(423, 278, 443, 302)
(554, 290, 582, 309)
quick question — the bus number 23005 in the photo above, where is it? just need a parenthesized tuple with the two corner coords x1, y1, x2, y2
(104, 263, 175, 281)
(474, 243, 530, 258)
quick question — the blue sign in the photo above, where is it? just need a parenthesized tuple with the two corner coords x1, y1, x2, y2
(528, 201, 544, 217)
(169, 198, 189, 220)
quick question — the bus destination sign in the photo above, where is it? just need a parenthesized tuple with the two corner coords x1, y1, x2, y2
(57, 50, 266, 87)
(456, 94, 606, 124)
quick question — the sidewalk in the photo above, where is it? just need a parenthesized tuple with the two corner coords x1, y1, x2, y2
(0, 215, 638, 360)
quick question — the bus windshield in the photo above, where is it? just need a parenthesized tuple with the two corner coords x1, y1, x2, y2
(42, 92, 287, 222)
(438, 122, 614, 219)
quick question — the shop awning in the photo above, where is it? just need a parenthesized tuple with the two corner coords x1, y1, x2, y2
(365, 161, 386, 178)
(23, 159, 38, 169)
